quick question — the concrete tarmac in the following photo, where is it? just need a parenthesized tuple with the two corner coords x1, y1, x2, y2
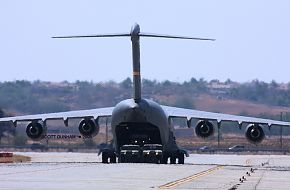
(0, 152, 290, 190)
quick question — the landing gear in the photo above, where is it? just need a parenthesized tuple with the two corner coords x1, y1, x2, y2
(161, 153, 169, 164)
(110, 154, 117, 163)
(164, 151, 185, 165)
(102, 152, 109, 164)
(170, 156, 176, 164)
(101, 149, 116, 164)
(156, 156, 162, 164)
(143, 154, 162, 164)
(177, 153, 184, 164)
(119, 155, 126, 163)
(119, 155, 132, 163)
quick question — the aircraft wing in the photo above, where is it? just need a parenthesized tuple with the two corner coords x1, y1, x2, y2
(0, 107, 114, 124)
(162, 105, 290, 127)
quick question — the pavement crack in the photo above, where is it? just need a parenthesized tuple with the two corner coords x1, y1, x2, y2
(254, 168, 266, 190)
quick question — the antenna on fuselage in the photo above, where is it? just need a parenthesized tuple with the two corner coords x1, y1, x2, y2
(52, 23, 215, 103)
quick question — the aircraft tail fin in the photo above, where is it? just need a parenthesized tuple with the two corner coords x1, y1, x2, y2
(52, 23, 214, 103)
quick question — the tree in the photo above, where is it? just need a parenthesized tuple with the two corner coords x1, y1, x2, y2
(14, 134, 28, 146)
(225, 79, 233, 85)
(0, 109, 15, 144)
(270, 80, 278, 89)
(142, 79, 156, 87)
(83, 138, 96, 147)
(174, 96, 195, 109)
(121, 77, 132, 89)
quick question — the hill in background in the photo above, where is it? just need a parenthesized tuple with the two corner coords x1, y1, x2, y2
(1, 78, 290, 121)
(1, 78, 290, 149)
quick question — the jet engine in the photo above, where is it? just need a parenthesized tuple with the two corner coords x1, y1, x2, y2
(79, 119, 99, 138)
(195, 120, 214, 138)
(245, 124, 265, 143)
(26, 122, 47, 141)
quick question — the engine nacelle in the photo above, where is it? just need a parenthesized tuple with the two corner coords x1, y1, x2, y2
(79, 119, 99, 138)
(195, 120, 214, 138)
(245, 124, 265, 144)
(26, 122, 47, 141)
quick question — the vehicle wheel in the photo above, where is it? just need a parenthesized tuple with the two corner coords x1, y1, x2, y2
(177, 154, 184, 164)
(170, 156, 176, 164)
(102, 152, 108, 164)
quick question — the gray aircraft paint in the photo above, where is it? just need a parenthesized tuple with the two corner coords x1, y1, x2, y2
(110, 24, 177, 153)
(111, 98, 177, 152)
(130, 23, 142, 102)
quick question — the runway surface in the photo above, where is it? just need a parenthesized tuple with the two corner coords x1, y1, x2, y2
(1, 152, 290, 190)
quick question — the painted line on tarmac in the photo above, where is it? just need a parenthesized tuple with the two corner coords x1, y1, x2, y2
(159, 165, 224, 189)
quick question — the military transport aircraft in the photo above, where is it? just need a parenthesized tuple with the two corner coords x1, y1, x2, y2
(0, 23, 289, 164)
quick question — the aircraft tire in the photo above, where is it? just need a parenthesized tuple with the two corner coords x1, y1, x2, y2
(177, 154, 184, 164)
(119, 155, 125, 163)
(102, 152, 108, 164)
(143, 156, 148, 163)
(156, 156, 161, 164)
(161, 154, 168, 164)
(127, 157, 133, 163)
(170, 156, 176, 164)
(110, 155, 116, 163)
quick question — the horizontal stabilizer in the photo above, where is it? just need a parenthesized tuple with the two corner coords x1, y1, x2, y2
(139, 32, 215, 41)
(52, 33, 215, 41)
(52, 33, 131, 38)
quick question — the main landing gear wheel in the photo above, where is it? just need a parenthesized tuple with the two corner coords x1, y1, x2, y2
(102, 150, 116, 164)
(102, 152, 109, 164)
(161, 155, 168, 164)
(177, 153, 184, 164)
(165, 151, 185, 165)
(170, 156, 176, 164)
(110, 154, 117, 163)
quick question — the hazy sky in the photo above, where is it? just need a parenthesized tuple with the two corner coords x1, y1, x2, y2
(0, 1, 290, 83)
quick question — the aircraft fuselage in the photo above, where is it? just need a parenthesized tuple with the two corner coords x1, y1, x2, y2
(111, 98, 179, 154)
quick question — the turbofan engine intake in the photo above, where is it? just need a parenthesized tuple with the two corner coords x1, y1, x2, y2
(195, 120, 214, 138)
(245, 124, 265, 143)
(79, 119, 99, 138)
(26, 122, 47, 141)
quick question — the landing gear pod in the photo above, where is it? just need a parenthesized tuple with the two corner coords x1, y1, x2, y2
(79, 119, 99, 138)
(26, 122, 47, 141)
(245, 124, 265, 144)
(195, 120, 214, 138)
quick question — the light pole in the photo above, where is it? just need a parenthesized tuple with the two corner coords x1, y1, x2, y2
(280, 112, 283, 151)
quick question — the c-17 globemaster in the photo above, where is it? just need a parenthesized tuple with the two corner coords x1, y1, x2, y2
(0, 23, 289, 164)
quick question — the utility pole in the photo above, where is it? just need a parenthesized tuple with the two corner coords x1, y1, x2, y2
(105, 117, 108, 145)
(280, 112, 283, 151)
(217, 122, 221, 148)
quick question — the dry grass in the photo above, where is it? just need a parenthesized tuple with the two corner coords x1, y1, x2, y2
(195, 94, 290, 115)
(13, 154, 31, 163)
